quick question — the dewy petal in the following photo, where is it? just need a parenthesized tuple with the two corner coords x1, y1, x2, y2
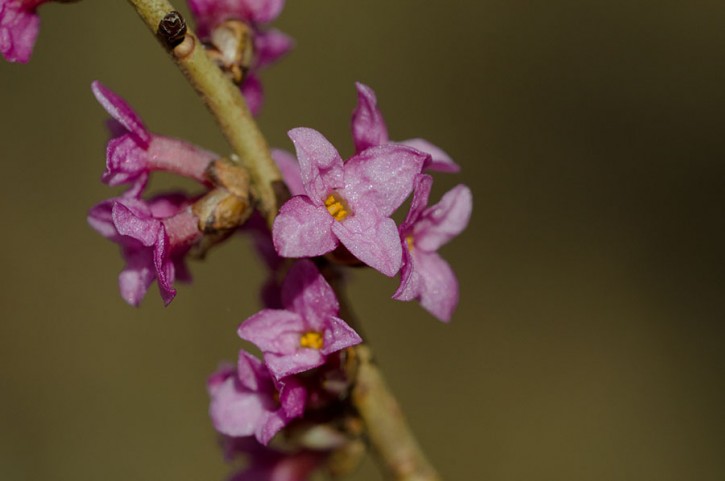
(415, 251, 459, 323)
(342, 144, 427, 217)
(272, 196, 338, 258)
(392, 246, 420, 302)
(0, 1, 41, 63)
(241, 74, 264, 117)
(272, 148, 304, 197)
(351, 82, 389, 152)
(118, 248, 156, 307)
(415, 184, 473, 252)
(399, 138, 460, 173)
(400, 174, 433, 233)
(320, 316, 362, 356)
(238, 309, 305, 355)
(91, 81, 151, 147)
(255, 28, 293, 68)
(288, 128, 344, 203)
(209, 375, 269, 438)
(281, 260, 339, 330)
(332, 201, 402, 277)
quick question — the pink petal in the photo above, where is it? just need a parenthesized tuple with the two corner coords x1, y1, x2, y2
(342, 144, 427, 217)
(255, 28, 293, 68)
(111, 202, 160, 247)
(392, 246, 420, 302)
(118, 249, 155, 307)
(265, 349, 325, 381)
(400, 174, 433, 232)
(241, 74, 264, 116)
(320, 316, 362, 356)
(91, 81, 151, 147)
(153, 229, 176, 306)
(288, 128, 344, 204)
(415, 184, 473, 252)
(103, 134, 148, 186)
(351, 82, 389, 152)
(415, 251, 459, 323)
(0, 1, 40, 63)
(87, 200, 118, 240)
(399, 138, 460, 173)
(331, 202, 402, 277)
(237, 350, 272, 392)
(272, 148, 304, 196)
(241, 0, 285, 24)
(209, 376, 269, 438)
(238, 309, 305, 355)
(277, 378, 306, 418)
(257, 410, 287, 445)
(272, 196, 338, 258)
(281, 260, 339, 329)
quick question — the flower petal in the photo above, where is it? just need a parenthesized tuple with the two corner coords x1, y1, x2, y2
(241, 0, 285, 24)
(238, 309, 304, 355)
(415, 184, 473, 252)
(320, 316, 362, 356)
(103, 134, 148, 186)
(209, 376, 268, 438)
(91, 81, 151, 147)
(255, 28, 294, 68)
(415, 251, 459, 322)
(272, 148, 304, 197)
(332, 202, 402, 277)
(288, 128, 344, 203)
(153, 229, 176, 306)
(400, 174, 433, 233)
(118, 248, 155, 307)
(241, 74, 264, 116)
(392, 245, 420, 302)
(399, 138, 460, 173)
(281, 260, 339, 329)
(272, 196, 338, 258)
(351, 82, 389, 152)
(342, 144, 426, 217)
(0, 2, 40, 63)
(264, 349, 325, 381)
(111, 201, 160, 247)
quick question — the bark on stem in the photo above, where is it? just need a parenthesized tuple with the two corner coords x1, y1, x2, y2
(127, 2, 441, 479)
(127, 0, 282, 225)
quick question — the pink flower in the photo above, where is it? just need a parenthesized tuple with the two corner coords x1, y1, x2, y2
(87, 193, 201, 306)
(208, 351, 306, 445)
(221, 437, 322, 481)
(352, 82, 460, 173)
(187, 0, 293, 115)
(393, 174, 472, 322)
(0, 0, 47, 63)
(91, 81, 217, 196)
(238, 260, 362, 381)
(272, 128, 427, 276)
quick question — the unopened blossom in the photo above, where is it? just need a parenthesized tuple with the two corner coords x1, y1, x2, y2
(208, 351, 306, 445)
(272, 128, 428, 276)
(91, 81, 217, 196)
(188, 0, 293, 115)
(394, 174, 472, 322)
(238, 260, 362, 381)
(352, 82, 460, 173)
(87, 192, 201, 306)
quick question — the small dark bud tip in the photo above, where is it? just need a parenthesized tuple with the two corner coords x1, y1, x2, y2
(158, 11, 187, 50)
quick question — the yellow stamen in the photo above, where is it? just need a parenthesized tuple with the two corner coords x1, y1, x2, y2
(324, 193, 349, 221)
(299, 331, 324, 350)
(405, 235, 415, 252)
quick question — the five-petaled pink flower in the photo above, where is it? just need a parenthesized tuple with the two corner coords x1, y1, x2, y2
(91, 81, 217, 197)
(87, 192, 201, 306)
(187, 0, 293, 115)
(238, 260, 362, 381)
(393, 174, 472, 322)
(272, 128, 428, 276)
(208, 350, 306, 445)
(352, 82, 460, 173)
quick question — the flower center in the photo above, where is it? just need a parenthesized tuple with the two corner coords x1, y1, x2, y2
(324, 193, 350, 221)
(405, 235, 415, 252)
(299, 331, 324, 350)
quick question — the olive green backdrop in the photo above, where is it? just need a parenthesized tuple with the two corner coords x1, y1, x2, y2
(1, 1, 724, 480)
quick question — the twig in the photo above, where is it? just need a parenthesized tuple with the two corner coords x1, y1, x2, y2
(127, 0, 283, 226)
(126, 2, 441, 479)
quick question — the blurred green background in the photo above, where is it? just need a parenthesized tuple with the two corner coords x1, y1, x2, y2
(1, 1, 724, 480)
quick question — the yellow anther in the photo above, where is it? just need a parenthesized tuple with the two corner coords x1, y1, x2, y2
(405, 235, 415, 252)
(324, 193, 349, 221)
(299, 331, 324, 350)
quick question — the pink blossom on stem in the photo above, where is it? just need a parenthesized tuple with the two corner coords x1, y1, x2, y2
(272, 128, 427, 276)
(0, 0, 48, 63)
(91, 81, 217, 195)
(352, 82, 460, 173)
(394, 174, 473, 322)
(238, 260, 362, 381)
(87, 192, 201, 306)
(187, 0, 293, 115)
(208, 351, 306, 445)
